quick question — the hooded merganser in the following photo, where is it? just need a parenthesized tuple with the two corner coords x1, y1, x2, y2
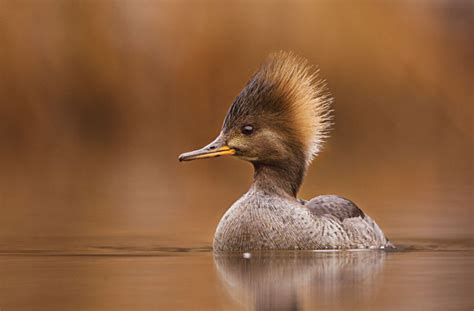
(179, 52, 393, 251)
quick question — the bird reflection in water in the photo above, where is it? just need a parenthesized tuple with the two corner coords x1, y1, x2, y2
(214, 250, 386, 310)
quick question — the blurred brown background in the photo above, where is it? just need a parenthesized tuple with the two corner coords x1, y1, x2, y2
(0, 1, 472, 246)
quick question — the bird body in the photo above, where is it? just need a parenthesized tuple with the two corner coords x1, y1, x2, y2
(214, 191, 390, 251)
(179, 52, 393, 251)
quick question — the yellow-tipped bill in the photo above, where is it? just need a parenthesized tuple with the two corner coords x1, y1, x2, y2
(179, 145, 236, 162)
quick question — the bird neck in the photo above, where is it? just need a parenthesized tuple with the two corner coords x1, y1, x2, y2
(252, 160, 306, 198)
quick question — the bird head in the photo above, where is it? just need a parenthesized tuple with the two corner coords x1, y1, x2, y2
(179, 52, 332, 171)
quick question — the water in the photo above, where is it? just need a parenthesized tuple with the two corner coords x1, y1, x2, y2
(0, 238, 472, 310)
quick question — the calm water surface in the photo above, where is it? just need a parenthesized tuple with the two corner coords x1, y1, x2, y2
(0, 238, 472, 310)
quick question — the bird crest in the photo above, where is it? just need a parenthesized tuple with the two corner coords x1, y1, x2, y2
(223, 51, 333, 165)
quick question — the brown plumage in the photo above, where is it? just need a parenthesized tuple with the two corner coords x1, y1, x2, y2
(224, 51, 332, 165)
(179, 51, 393, 251)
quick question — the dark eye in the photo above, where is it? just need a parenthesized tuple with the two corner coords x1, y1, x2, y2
(241, 125, 254, 135)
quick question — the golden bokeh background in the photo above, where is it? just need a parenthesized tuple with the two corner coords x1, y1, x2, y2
(0, 1, 472, 246)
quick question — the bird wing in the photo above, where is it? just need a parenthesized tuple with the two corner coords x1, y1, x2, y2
(304, 195, 394, 248)
(304, 195, 365, 221)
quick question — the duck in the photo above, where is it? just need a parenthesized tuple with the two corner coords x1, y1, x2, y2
(179, 51, 393, 251)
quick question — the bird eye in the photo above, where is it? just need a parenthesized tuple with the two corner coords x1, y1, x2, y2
(241, 125, 254, 135)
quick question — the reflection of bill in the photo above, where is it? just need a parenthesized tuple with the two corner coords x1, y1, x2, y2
(214, 250, 387, 310)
